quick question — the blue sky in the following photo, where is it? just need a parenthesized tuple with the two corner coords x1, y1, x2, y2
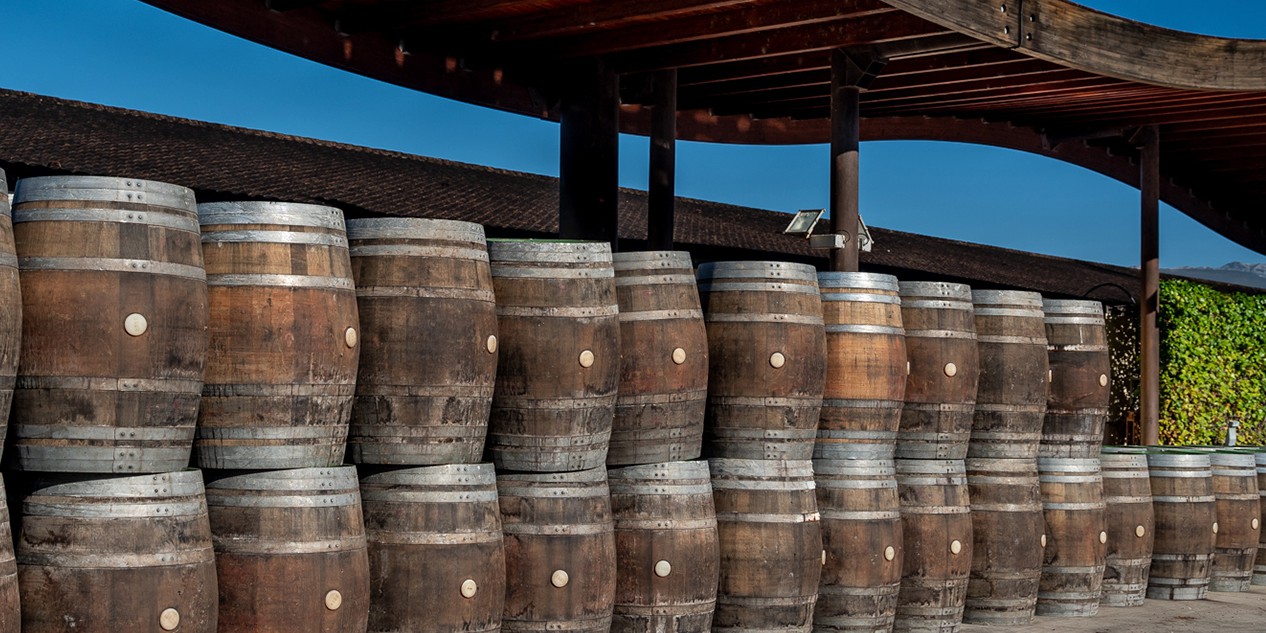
(3, 0, 1265, 268)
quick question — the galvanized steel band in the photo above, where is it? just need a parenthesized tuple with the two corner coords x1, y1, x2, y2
(20, 256, 206, 281)
(14, 207, 200, 232)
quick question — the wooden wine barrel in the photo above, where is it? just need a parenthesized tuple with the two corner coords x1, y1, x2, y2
(16, 470, 217, 632)
(487, 241, 619, 472)
(0, 173, 19, 450)
(893, 459, 972, 633)
(205, 466, 371, 632)
(11, 175, 207, 473)
(963, 457, 1043, 625)
(1035, 457, 1105, 617)
(359, 463, 506, 633)
(897, 282, 978, 461)
(1099, 448, 1154, 607)
(197, 202, 360, 469)
(1147, 451, 1216, 600)
(0, 475, 16, 633)
(609, 252, 708, 466)
(497, 466, 616, 633)
(816, 272, 906, 461)
(608, 460, 719, 633)
(1204, 451, 1260, 592)
(346, 218, 498, 465)
(814, 458, 902, 633)
(1254, 451, 1266, 585)
(1040, 300, 1109, 458)
(968, 290, 1048, 460)
(711, 458, 821, 633)
(697, 262, 825, 461)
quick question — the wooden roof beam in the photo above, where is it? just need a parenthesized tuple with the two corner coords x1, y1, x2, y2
(336, 0, 588, 33)
(264, 0, 325, 11)
(488, 0, 768, 42)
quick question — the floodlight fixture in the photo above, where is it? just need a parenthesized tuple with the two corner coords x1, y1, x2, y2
(783, 209, 825, 237)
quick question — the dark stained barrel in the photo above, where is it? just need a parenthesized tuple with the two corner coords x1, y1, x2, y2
(1036, 457, 1106, 616)
(1204, 451, 1260, 592)
(609, 252, 708, 465)
(893, 459, 973, 633)
(11, 176, 207, 473)
(0, 174, 19, 449)
(897, 283, 978, 461)
(346, 218, 498, 465)
(963, 457, 1043, 625)
(968, 290, 1048, 460)
(697, 262, 826, 461)
(197, 202, 360, 469)
(608, 460, 719, 633)
(815, 458, 903, 633)
(816, 273, 906, 461)
(17, 470, 217, 632)
(487, 241, 619, 472)
(1099, 448, 1154, 606)
(710, 458, 821, 633)
(1146, 451, 1217, 600)
(497, 466, 616, 633)
(360, 463, 506, 633)
(205, 466, 371, 632)
(1254, 451, 1266, 585)
(1040, 300, 1109, 458)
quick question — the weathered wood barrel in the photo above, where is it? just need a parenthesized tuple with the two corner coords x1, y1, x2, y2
(608, 460, 719, 633)
(11, 175, 207, 473)
(1203, 451, 1260, 592)
(197, 201, 360, 469)
(710, 458, 821, 633)
(346, 218, 498, 465)
(487, 241, 619, 472)
(697, 262, 825, 461)
(1146, 451, 1216, 600)
(359, 463, 506, 633)
(968, 290, 1048, 460)
(897, 282, 978, 461)
(893, 459, 972, 633)
(814, 458, 902, 633)
(205, 466, 371, 632)
(497, 466, 617, 633)
(963, 457, 1043, 625)
(816, 272, 906, 461)
(1254, 451, 1266, 585)
(0, 173, 19, 450)
(16, 470, 217, 632)
(609, 252, 708, 465)
(1099, 447, 1154, 606)
(0, 476, 16, 633)
(1040, 300, 1109, 458)
(1035, 457, 1105, 616)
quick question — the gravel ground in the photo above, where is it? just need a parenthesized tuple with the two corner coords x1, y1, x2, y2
(959, 586, 1266, 633)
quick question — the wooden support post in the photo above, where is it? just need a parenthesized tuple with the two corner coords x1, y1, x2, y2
(559, 58, 620, 246)
(1139, 125, 1161, 446)
(647, 69, 677, 251)
(829, 50, 885, 272)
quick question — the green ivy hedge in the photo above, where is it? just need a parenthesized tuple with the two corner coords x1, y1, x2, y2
(1159, 279, 1266, 445)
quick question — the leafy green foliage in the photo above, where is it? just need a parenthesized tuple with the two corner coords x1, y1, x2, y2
(1158, 280, 1266, 445)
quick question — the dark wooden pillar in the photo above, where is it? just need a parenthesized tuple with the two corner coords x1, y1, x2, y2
(829, 50, 884, 272)
(559, 58, 620, 245)
(647, 69, 677, 251)
(1139, 125, 1161, 446)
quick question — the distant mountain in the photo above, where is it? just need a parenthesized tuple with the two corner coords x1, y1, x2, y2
(1163, 262, 1266, 290)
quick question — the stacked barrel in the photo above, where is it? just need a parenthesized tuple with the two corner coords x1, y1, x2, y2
(698, 261, 823, 633)
(1099, 446, 1155, 606)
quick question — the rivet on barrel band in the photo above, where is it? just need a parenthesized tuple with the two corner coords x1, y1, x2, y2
(159, 608, 180, 631)
(1099, 531, 1108, 544)
(655, 560, 672, 577)
(1099, 374, 1109, 387)
(950, 539, 962, 555)
(486, 335, 498, 354)
(579, 350, 595, 368)
(1136, 525, 1146, 538)
(769, 352, 786, 369)
(672, 347, 687, 365)
(944, 362, 957, 377)
(884, 546, 896, 561)
(124, 313, 148, 337)
(325, 589, 343, 611)
(344, 327, 358, 348)
(461, 579, 478, 598)
(551, 570, 570, 588)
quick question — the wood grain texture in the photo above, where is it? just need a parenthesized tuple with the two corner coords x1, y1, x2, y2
(16, 470, 218, 633)
(609, 252, 708, 466)
(969, 290, 1048, 460)
(1040, 300, 1109, 459)
(893, 458, 972, 633)
(205, 466, 370, 633)
(964, 457, 1043, 625)
(1100, 450, 1154, 607)
(11, 175, 208, 474)
(897, 282, 978, 461)
(197, 201, 360, 469)
(1146, 452, 1217, 600)
(1035, 457, 1106, 617)
(347, 218, 498, 465)
(0, 179, 19, 453)
(360, 463, 506, 633)
(0, 476, 17, 633)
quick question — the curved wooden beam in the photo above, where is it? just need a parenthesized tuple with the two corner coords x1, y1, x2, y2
(883, 0, 1266, 91)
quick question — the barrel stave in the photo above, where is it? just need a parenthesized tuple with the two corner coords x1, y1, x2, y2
(1100, 450, 1154, 606)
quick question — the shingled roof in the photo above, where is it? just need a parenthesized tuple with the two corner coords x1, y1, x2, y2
(0, 87, 1217, 304)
